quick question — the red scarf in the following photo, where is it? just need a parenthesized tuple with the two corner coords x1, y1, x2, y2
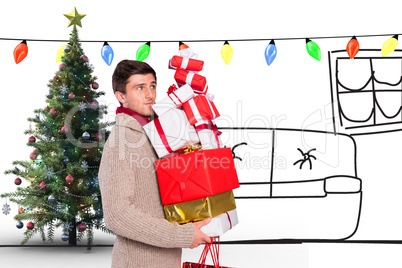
(116, 107, 150, 126)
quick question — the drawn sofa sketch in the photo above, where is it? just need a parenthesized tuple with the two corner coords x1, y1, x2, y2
(328, 49, 402, 136)
(217, 127, 362, 241)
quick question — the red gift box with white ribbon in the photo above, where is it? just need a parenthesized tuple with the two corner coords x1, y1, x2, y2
(182, 94, 220, 125)
(174, 69, 208, 94)
(169, 55, 204, 72)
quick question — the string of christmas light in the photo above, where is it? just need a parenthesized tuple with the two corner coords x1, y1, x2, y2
(5, 32, 402, 65)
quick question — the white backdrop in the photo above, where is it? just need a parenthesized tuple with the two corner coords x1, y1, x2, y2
(1, 0, 402, 267)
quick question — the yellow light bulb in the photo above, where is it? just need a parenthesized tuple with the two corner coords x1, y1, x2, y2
(382, 35, 398, 56)
(221, 41, 233, 65)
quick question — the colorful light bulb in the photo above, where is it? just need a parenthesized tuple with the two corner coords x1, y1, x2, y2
(13, 40, 28, 64)
(306, 38, 321, 61)
(101, 42, 114, 66)
(346, 36, 360, 59)
(179, 41, 189, 50)
(264, 40, 277, 66)
(382, 35, 398, 56)
(136, 42, 151, 61)
(56, 43, 69, 63)
(221, 41, 233, 65)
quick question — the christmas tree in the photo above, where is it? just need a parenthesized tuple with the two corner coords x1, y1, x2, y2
(1, 8, 113, 249)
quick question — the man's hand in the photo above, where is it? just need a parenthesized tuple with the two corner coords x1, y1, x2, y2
(190, 218, 211, 249)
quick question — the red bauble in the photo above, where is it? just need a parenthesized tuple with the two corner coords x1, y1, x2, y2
(65, 175, 74, 184)
(91, 82, 99, 90)
(91, 100, 99, 109)
(59, 63, 66, 71)
(50, 108, 58, 116)
(78, 223, 87, 231)
(95, 133, 103, 141)
(27, 222, 34, 230)
(14, 177, 22, 185)
(53, 75, 60, 82)
(44, 106, 48, 111)
(61, 125, 69, 134)
(18, 207, 24, 214)
(28, 136, 36, 143)
(81, 55, 88, 62)
(68, 93, 75, 100)
(29, 152, 37, 160)
(39, 182, 47, 190)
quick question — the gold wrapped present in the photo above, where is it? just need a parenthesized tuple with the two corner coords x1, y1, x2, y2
(164, 190, 236, 224)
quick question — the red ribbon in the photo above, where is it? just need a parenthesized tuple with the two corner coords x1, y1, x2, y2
(195, 120, 222, 148)
(167, 84, 178, 94)
(225, 212, 232, 230)
(197, 237, 220, 267)
(153, 117, 173, 154)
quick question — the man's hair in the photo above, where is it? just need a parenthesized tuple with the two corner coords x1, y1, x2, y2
(112, 60, 157, 95)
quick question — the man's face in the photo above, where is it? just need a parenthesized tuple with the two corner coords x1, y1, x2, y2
(117, 73, 157, 117)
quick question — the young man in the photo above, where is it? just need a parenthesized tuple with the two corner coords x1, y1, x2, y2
(98, 60, 211, 267)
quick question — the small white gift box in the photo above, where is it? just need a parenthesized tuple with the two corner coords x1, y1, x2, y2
(143, 109, 200, 158)
(152, 84, 195, 116)
(195, 119, 222, 150)
(201, 209, 238, 237)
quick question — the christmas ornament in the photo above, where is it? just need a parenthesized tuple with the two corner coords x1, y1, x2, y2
(46, 92, 54, 99)
(179, 41, 190, 50)
(95, 133, 103, 141)
(78, 223, 87, 231)
(50, 108, 58, 116)
(64, 45, 71, 53)
(63, 157, 69, 164)
(64, 7, 86, 28)
(13, 40, 28, 64)
(92, 82, 99, 89)
(56, 43, 69, 63)
(29, 152, 37, 160)
(81, 55, 88, 62)
(28, 136, 36, 143)
(26, 222, 34, 230)
(60, 85, 69, 94)
(34, 115, 40, 120)
(2, 203, 10, 215)
(39, 182, 47, 190)
(59, 63, 66, 71)
(66, 175, 74, 184)
(306, 38, 321, 61)
(82, 131, 90, 139)
(61, 125, 69, 134)
(53, 75, 60, 82)
(18, 207, 24, 214)
(44, 106, 49, 111)
(101, 42, 114, 66)
(136, 42, 151, 61)
(68, 93, 75, 100)
(48, 195, 56, 203)
(14, 177, 22, 185)
(91, 100, 99, 109)
(221, 41, 233, 65)
(16, 221, 24, 229)
(382, 35, 398, 56)
(346, 36, 360, 59)
(264, 40, 277, 66)
(61, 233, 69, 241)
(13, 167, 20, 173)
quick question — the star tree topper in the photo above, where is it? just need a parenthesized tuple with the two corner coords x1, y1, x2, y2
(64, 7, 86, 28)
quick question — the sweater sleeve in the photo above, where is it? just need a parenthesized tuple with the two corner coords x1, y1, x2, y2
(98, 128, 195, 249)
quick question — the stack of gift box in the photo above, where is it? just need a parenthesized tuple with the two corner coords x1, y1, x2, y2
(143, 46, 239, 237)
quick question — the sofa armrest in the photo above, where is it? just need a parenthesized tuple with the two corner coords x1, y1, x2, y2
(324, 175, 361, 193)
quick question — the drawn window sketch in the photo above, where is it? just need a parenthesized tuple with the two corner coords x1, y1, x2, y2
(215, 127, 362, 242)
(328, 49, 402, 136)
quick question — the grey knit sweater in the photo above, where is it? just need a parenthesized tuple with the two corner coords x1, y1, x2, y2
(99, 113, 195, 267)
